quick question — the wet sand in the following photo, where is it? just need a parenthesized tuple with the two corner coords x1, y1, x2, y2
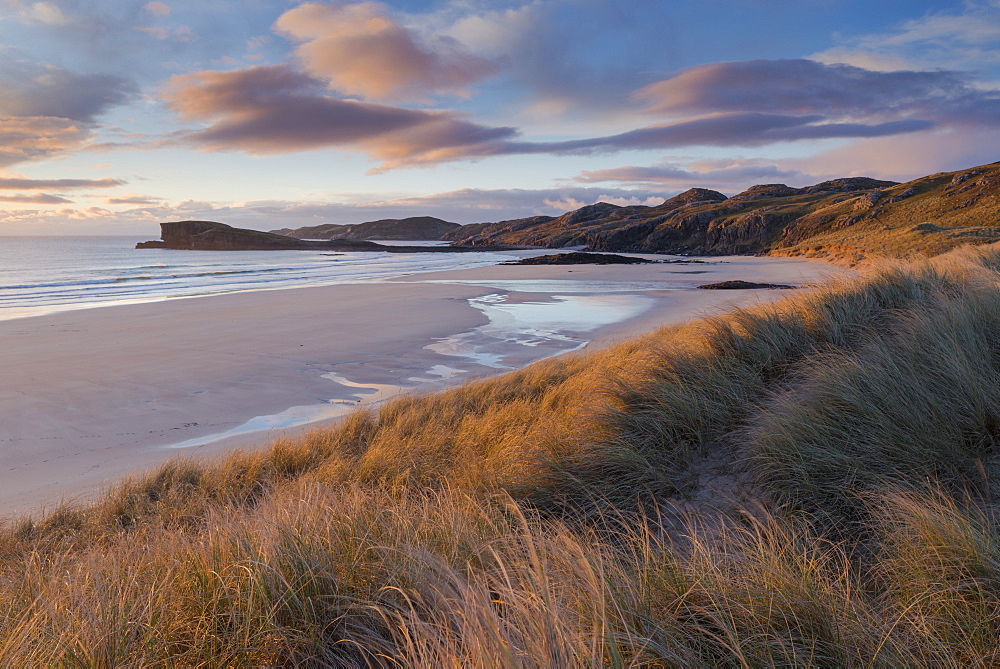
(0, 255, 848, 517)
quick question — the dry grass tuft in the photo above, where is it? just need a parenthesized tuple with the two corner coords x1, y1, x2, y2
(5, 242, 1000, 664)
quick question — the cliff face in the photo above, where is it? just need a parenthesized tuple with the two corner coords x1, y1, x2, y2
(138, 221, 318, 250)
(445, 162, 1000, 262)
(272, 216, 461, 240)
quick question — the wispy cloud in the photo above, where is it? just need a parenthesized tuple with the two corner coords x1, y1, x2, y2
(635, 59, 979, 119)
(1, 0, 68, 26)
(812, 1, 1000, 71)
(0, 176, 123, 190)
(144, 2, 171, 18)
(0, 192, 71, 204)
(576, 158, 808, 189)
(0, 186, 678, 232)
(275, 1, 497, 102)
(0, 116, 93, 167)
(104, 195, 163, 205)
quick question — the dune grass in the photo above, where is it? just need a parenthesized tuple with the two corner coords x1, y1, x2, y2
(4, 244, 1000, 665)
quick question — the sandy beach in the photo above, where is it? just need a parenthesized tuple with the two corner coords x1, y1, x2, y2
(0, 255, 848, 517)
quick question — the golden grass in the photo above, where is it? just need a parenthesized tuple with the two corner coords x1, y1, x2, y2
(5, 243, 1000, 665)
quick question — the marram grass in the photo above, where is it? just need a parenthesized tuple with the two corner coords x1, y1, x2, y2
(5, 244, 1000, 665)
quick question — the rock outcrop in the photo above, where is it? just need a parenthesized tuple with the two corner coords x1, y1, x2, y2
(697, 280, 796, 290)
(501, 252, 653, 265)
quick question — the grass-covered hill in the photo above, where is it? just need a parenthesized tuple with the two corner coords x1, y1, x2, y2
(5, 243, 1000, 665)
(272, 216, 461, 241)
(444, 161, 1000, 265)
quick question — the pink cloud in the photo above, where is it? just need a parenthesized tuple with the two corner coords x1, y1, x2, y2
(144, 1, 170, 17)
(105, 195, 163, 205)
(163, 65, 516, 168)
(0, 175, 123, 190)
(274, 1, 497, 101)
(577, 159, 807, 189)
(634, 59, 1000, 127)
(0, 193, 72, 204)
(0, 116, 93, 167)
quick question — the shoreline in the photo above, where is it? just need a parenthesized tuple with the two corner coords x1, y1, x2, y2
(0, 255, 849, 517)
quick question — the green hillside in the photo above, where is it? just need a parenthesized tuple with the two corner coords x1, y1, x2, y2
(446, 162, 1000, 265)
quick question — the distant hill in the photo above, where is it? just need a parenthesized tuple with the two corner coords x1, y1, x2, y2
(136, 220, 511, 252)
(444, 162, 1000, 264)
(272, 216, 461, 241)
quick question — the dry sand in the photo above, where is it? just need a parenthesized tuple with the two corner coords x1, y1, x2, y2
(0, 255, 848, 517)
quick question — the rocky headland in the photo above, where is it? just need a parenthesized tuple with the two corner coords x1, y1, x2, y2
(136, 221, 512, 252)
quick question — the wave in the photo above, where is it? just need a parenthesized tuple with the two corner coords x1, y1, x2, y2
(0, 266, 302, 292)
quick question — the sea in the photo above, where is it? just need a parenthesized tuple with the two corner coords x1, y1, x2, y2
(0, 236, 528, 322)
(1, 235, 668, 447)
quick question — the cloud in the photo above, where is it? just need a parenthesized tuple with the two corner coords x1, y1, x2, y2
(446, 2, 657, 122)
(2, 1, 67, 26)
(0, 60, 136, 123)
(163, 63, 935, 170)
(105, 195, 163, 205)
(0, 176, 123, 190)
(274, 1, 497, 102)
(144, 2, 171, 17)
(163, 55, 998, 170)
(812, 1, 1000, 72)
(0, 186, 680, 234)
(0, 193, 71, 204)
(576, 159, 808, 189)
(787, 126, 1000, 184)
(634, 59, 998, 125)
(517, 113, 933, 155)
(163, 65, 516, 168)
(0, 116, 93, 167)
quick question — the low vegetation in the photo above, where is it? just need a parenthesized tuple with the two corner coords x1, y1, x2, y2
(4, 244, 1000, 665)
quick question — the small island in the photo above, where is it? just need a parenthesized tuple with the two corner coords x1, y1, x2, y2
(697, 280, 797, 289)
(501, 251, 654, 265)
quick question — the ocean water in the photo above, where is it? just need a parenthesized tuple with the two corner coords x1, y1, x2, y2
(0, 236, 524, 321)
(0, 235, 684, 449)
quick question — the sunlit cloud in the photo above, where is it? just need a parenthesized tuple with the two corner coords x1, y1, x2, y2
(0, 192, 71, 204)
(163, 65, 517, 168)
(634, 59, 1000, 128)
(144, 2, 171, 17)
(104, 195, 164, 205)
(0, 116, 93, 167)
(576, 158, 809, 189)
(0, 176, 123, 190)
(0, 186, 679, 233)
(274, 1, 497, 102)
(1, 0, 68, 26)
(812, 1, 1000, 71)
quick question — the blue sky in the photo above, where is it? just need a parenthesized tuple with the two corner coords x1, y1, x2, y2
(0, 0, 997, 234)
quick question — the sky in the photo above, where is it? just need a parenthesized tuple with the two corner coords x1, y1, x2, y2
(0, 0, 998, 235)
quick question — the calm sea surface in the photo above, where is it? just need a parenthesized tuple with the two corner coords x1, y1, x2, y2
(0, 236, 525, 321)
